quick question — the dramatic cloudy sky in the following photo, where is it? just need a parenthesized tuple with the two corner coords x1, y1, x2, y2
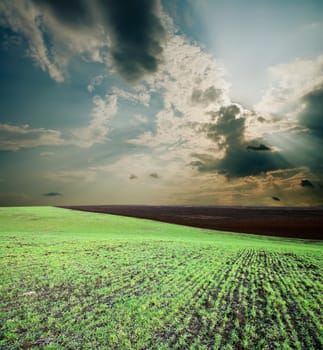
(1, 0, 323, 206)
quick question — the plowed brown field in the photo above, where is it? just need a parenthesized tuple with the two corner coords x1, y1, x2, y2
(60, 205, 323, 240)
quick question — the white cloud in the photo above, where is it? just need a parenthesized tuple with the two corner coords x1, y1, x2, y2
(91, 152, 192, 183)
(155, 35, 230, 114)
(247, 55, 323, 144)
(43, 11, 109, 67)
(0, 56, 120, 150)
(0, 93, 118, 150)
(0, 123, 65, 150)
(70, 94, 118, 147)
(0, 0, 110, 82)
(111, 86, 151, 107)
(127, 16, 231, 161)
(255, 55, 323, 119)
(0, 0, 65, 82)
(87, 74, 104, 93)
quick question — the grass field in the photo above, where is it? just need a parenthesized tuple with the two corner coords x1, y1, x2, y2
(0, 206, 322, 349)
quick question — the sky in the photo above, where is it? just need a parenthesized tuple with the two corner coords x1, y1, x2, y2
(0, 0, 323, 206)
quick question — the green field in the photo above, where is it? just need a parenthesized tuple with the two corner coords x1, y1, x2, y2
(0, 207, 322, 349)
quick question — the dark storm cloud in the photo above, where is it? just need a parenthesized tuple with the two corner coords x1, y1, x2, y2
(32, 0, 91, 27)
(300, 179, 314, 188)
(288, 83, 323, 174)
(42, 192, 62, 197)
(300, 83, 323, 139)
(192, 105, 289, 178)
(247, 144, 271, 151)
(100, 0, 165, 81)
(32, 0, 165, 81)
(205, 105, 243, 150)
(149, 172, 159, 179)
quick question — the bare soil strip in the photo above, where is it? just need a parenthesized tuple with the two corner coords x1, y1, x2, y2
(60, 205, 323, 239)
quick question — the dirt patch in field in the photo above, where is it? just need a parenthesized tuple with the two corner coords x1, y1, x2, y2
(59, 205, 323, 240)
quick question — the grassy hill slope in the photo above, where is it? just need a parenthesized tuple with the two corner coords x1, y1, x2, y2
(0, 207, 322, 349)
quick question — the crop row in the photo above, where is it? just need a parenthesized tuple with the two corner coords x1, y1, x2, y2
(1, 238, 322, 349)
